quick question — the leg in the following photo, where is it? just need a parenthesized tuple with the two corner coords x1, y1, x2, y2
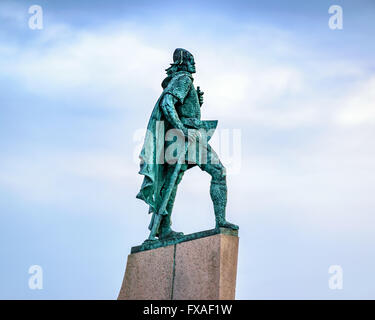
(158, 166, 185, 239)
(199, 145, 238, 230)
(165, 170, 184, 221)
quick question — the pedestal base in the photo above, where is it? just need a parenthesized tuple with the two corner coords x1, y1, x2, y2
(118, 228, 239, 300)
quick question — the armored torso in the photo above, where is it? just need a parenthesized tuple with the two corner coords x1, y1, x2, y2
(163, 71, 201, 121)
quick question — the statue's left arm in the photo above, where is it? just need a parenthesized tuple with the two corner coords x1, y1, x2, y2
(160, 94, 189, 136)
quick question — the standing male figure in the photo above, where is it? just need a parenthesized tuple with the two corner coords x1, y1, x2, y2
(137, 48, 238, 240)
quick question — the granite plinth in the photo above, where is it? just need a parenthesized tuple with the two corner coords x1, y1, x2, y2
(118, 228, 239, 300)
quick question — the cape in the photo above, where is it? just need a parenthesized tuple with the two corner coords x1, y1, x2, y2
(136, 71, 218, 217)
(136, 71, 193, 215)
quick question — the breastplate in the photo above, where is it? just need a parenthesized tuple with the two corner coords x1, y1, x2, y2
(176, 86, 201, 120)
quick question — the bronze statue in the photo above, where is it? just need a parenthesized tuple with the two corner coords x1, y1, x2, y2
(137, 48, 238, 241)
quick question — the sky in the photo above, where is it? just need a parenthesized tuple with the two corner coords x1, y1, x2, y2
(0, 0, 374, 299)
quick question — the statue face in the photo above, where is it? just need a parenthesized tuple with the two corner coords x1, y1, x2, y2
(186, 55, 196, 74)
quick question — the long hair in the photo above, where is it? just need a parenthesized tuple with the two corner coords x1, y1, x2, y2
(165, 63, 188, 76)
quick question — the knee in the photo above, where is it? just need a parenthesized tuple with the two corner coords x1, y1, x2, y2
(211, 164, 226, 182)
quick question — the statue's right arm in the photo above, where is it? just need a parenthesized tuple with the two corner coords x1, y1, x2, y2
(160, 94, 188, 136)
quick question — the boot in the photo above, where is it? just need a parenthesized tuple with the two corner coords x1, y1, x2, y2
(210, 179, 239, 230)
(159, 199, 184, 240)
(158, 214, 184, 240)
(158, 189, 184, 240)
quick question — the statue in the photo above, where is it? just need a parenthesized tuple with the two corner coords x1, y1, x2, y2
(136, 48, 239, 241)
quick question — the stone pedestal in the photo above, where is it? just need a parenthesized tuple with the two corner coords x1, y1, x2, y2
(118, 228, 239, 300)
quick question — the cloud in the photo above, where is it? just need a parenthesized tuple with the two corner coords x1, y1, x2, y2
(0, 18, 348, 129)
(0, 151, 139, 208)
(336, 76, 375, 126)
(0, 9, 374, 233)
(0, 26, 168, 108)
(1, 2, 375, 300)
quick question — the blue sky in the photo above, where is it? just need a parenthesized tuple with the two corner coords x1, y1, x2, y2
(0, 0, 375, 299)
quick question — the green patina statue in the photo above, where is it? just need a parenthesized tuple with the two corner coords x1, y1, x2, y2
(136, 48, 239, 241)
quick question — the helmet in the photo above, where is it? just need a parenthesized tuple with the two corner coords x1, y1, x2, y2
(164, 48, 195, 78)
(172, 48, 194, 66)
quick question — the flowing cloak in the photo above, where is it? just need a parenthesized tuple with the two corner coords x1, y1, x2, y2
(136, 71, 218, 220)
(136, 71, 193, 215)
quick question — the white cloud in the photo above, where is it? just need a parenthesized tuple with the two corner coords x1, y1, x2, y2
(0, 151, 139, 207)
(0, 19, 351, 129)
(0, 25, 169, 108)
(1, 17, 375, 234)
(336, 76, 375, 126)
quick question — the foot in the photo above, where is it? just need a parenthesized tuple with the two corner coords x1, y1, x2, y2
(216, 219, 239, 230)
(158, 229, 184, 240)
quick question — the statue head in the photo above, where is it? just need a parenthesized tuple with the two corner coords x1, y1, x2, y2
(166, 48, 196, 75)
